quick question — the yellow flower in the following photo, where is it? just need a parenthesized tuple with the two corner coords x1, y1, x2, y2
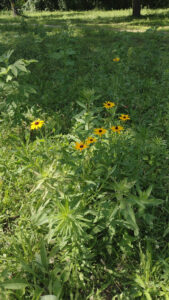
(31, 119, 45, 130)
(86, 137, 97, 145)
(113, 57, 120, 62)
(111, 125, 124, 133)
(119, 114, 130, 121)
(103, 101, 115, 109)
(94, 128, 107, 136)
(75, 142, 88, 151)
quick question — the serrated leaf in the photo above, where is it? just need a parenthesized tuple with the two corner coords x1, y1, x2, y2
(14, 60, 27, 73)
(10, 65, 18, 77)
(0, 67, 8, 76)
(6, 75, 13, 82)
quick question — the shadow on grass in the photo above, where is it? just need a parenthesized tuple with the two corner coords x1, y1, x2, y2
(0, 9, 169, 27)
(0, 18, 168, 132)
(0, 18, 168, 198)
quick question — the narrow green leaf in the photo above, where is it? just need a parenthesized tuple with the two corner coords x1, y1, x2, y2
(163, 225, 169, 237)
(135, 275, 145, 289)
(40, 241, 48, 269)
(144, 290, 152, 300)
(76, 101, 86, 109)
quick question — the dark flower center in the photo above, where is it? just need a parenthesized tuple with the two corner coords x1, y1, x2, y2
(80, 145, 84, 148)
(108, 103, 110, 106)
(99, 129, 102, 132)
(35, 122, 39, 125)
(123, 116, 126, 119)
(90, 139, 93, 141)
(115, 126, 119, 130)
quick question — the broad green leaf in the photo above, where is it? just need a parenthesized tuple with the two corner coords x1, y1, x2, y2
(6, 75, 13, 82)
(15, 61, 27, 73)
(61, 269, 70, 283)
(10, 65, 18, 77)
(53, 278, 62, 297)
(0, 279, 28, 290)
(0, 67, 8, 76)
(40, 296, 57, 300)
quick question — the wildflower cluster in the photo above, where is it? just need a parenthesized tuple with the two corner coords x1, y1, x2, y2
(29, 102, 130, 153)
(75, 101, 130, 151)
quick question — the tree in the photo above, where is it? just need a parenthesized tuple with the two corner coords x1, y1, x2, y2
(9, 0, 29, 17)
(10, 0, 19, 16)
(132, 0, 141, 18)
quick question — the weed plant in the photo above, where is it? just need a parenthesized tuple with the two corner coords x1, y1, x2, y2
(0, 9, 169, 300)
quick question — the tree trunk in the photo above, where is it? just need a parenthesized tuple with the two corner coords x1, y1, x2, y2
(132, 0, 141, 18)
(10, 0, 19, 16)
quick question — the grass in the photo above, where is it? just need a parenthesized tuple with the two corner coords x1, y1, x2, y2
(0, 8, 169, 30)
(0, 8, 169, 300)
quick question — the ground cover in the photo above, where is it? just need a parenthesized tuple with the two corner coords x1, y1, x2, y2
(0, 8, 169, 31)
(0, 9, 169, 300)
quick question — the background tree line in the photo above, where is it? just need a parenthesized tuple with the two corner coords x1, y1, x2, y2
(0, 0, 168, 11)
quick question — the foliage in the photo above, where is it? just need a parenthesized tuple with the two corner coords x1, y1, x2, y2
(0, 9, 169, 299)
(0, 0, 169, 11)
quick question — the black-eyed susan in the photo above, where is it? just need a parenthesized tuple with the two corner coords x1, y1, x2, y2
(103, 101, 115, 109)
(111, 125, 124, 133)
(119, 114, 130, 121)
(75, 142, 88, 151)
(31, 119, 44, 130)
(86, 137, 97, 145)
(94, 128, 107, 136)
(113, 57, 120, 62)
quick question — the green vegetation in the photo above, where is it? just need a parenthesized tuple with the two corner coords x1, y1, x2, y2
(0, 9, 169, 300)
(1, 0, 169, 11)
(0, 8, 169, 32)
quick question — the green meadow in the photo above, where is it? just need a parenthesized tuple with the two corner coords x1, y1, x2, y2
(0, 8, 169, 299)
